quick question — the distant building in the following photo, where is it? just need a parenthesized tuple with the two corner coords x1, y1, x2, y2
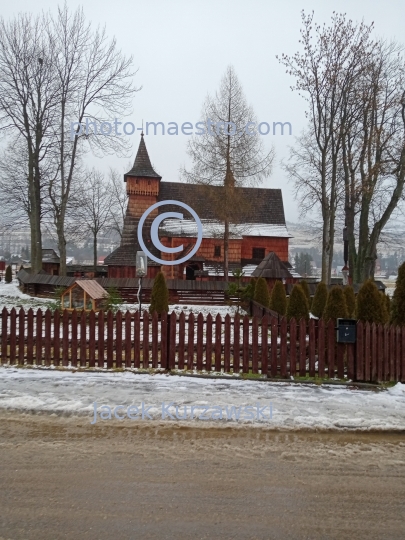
(42, 249, 60, 275)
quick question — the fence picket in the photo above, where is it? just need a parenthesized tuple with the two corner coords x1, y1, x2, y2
(116, 311, 123, 368)
(27, 309, 34, 365)
(251, 316, 258, 374)
(54, 310, 61, 367)
(97, 311, 104, 369)
(160, 312, 167, 370)
(178, 312, 185, 370)
(401, 326, 405, 383)
(169, 312, 177, 369)
(106, 310, 114, 369)
(356, 321, 364, 381)
(71, 310, 78, 368)
(364, 322, 371, 382)
(390, 325, 396, 382)
(1, 307, 8, 364)
(318, 319, 325, 378)
(327, 319, 335, 379)
(371, 323, 377, 382)
(35, 309, 42, 366)
(243, 316, 249, 374)
(204, 313, 213, 371)
(384, 324, 389, 380)
(280, 317, 287, 377)
(188, 313, 195, 370)
(80, 311, 87, 367)
(215, 314, 221, 372)
(151, 311, 158, 369)
(88, 310, 95, 368)
(44, 309, 52, 367)
(232, 314, 240, 374)
(206, 313, 212, 371)
(18, 309, 25, 366)
(143, 311, 149, 369)
(299, 318, 306, 377)
(134, 311, 140, 368)
(289, 318, 297, 377)
(308, 319, 315, 378)
(10, 308, 17, 364)
(396, 326, 401, 382)
(271, 317, 278, 377)
(337, 343, 345, 379)
(125, 311, 132, 368)
(261, 315, 268, 377)
(377, 323, 384, 382)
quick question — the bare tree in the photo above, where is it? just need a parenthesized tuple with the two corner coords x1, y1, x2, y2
(45, 4, 138, 275)
(181, 65, 274, 280)
(0, 4, 139, 276)
(79, 170, 113, 272)
(341, 40, 405, 281)
(278, 11, 375, 283)
(0, 12, 61, 272)
(108, 167, 128, 239)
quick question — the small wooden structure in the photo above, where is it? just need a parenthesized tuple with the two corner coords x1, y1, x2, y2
(61, 280, 108, 311)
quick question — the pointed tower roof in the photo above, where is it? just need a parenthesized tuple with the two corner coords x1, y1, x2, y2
(252, 252, 293, 279)
(124, 133, 162, 180)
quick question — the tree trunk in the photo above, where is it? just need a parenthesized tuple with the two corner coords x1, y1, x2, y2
(224, 218, 229, 283)
(93, 232, 98, 274)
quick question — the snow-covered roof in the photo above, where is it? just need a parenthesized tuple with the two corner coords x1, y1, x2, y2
(160, 219, 292, 239)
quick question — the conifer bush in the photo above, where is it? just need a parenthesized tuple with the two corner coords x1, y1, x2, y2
(105, 287, 123, 314)
(323, 286, 348, 321)
(149, 272, 169, 315)
(253, 277, 270, 308)
(311, 282, 328, 318)
(391, 261, 405, 325)
(244, 277, 257, 302)
(300, 279, 311, 308)
(286, 284, 309, 321)
(5, 265, 12, 283)
(343, 285, 356, 318)
(356, 279, 386, 324)
(269, 280, 287, 316)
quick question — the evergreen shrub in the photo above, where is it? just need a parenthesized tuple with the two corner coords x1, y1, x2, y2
(149, 272, 169, 315)
(5, 265, 12, 283)
(269, 280, 287, 316)
(356, 279, 386, 324)
(311, 282, 328, 318)
(391, 262, 405, 326)
(323, 286, 348, 321)
(286, 284, 309, 321)
(253, 277, 270, 308)
(343, 285, 356, 318)
(300, 279, 311, 308)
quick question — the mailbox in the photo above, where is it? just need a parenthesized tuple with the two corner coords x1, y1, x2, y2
(336, 318, 357, 343)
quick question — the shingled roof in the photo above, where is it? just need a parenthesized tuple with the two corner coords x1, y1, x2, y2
(124, 133, 161, 180)
(158, 182, 286, 225)
(252, 252, 293, 279)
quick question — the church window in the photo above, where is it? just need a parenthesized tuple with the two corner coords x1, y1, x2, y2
(252, 248, 265, 260)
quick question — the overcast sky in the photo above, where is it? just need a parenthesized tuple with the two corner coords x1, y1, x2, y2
(2, 0, 404, 221)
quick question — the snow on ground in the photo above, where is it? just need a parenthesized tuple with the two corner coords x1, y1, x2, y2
(0, 280, 240, 317)
(0, 367, 404, 431)
(0, 281, 53, 312)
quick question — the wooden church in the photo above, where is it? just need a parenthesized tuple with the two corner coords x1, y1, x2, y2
(105, 134, 296, 283)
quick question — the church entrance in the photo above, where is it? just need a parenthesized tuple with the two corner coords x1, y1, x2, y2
(185, 264, 200, 280)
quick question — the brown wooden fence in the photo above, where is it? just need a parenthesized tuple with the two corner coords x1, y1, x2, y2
(0, 307, 404, 382)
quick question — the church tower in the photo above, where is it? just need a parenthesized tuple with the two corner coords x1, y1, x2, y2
(105, 134, 162, 278)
